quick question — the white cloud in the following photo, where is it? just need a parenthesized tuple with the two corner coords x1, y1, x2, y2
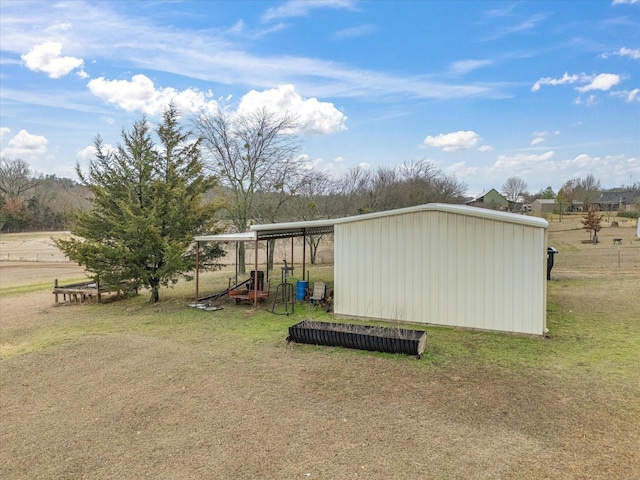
(422, 130, 482, 152)
(533, 72, 622, 94)
(531, 72, 580, 92)
(603, 47, 640, 60)
(450, 59, 493, 75)
(483, 13, 548, 41)
(262, 0, 355, 22)
(611, 88, 640, 102)
(576, 73, 621, 92)
(531, 137, 545, 146)
(1, 130, 48, 161)
(493, 151, 555, 170)
(0, 127, 11, 141)
(445, 162, 479, 179)
(333, 24, 378, 40)
(561, 153, 639, 179)
(237, 84, 347, 135)
(0, 1, 513, 102)
(587, 95, 597, 105)
(77, 143, 116, 162)
(612, 0, 638, 4)
(21, 41, 84, 78)
(625, 88, 639, 102)
(478, 145, 493, 152)
(87, 74, 219, 116)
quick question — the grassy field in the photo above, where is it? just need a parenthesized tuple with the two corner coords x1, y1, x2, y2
(1, 217, 639, 479)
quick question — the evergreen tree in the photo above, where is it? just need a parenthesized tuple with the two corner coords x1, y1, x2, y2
(56, 105, 222, 302)
(541, 186, 555, 199)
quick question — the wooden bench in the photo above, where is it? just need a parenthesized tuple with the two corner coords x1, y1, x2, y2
(613, 238, 622, 245)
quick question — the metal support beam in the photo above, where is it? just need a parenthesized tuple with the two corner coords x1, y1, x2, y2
(195, 241, 200, 302)
(302, 229, 306, 281)
(253, 238, 259, 308)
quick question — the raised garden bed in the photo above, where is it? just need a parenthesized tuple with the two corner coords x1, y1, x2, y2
(287, 320, 427, 358)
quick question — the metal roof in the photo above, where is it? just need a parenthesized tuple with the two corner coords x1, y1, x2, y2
(250, 217, 336, 240)
(328, 203, 549, 228)
(195, 203, 548, 243)
(194, 232, 256, 242)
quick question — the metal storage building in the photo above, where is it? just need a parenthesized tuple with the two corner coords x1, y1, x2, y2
(197, 203, 550, 336)
(330, 204, 549, 335)
(532, 199, 556, 215)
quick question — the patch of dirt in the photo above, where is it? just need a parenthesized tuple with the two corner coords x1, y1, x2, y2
(0, 262, 88, 289)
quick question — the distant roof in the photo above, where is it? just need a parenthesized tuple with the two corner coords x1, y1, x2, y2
(599, 190, 640, 203)
(467, 188, 502, 202)
(534, 199, 556, 204)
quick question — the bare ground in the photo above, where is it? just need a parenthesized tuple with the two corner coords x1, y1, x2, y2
(1, 221, 639, 479)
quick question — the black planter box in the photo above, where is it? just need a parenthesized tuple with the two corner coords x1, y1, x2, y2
(287, 320, 427, 358)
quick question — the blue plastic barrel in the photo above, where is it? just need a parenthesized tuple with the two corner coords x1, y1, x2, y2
(296, 281, 308, 300)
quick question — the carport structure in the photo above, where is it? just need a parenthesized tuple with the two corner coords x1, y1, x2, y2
(194, 203, 550, 335)
(193, 219, 335, 307)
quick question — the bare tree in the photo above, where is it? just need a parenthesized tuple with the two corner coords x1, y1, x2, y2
(502, 176, 528, 210)
(0, 158, 36, 198)
(333, 165, 371, 216)
(285, 170, 337, 264)
(558, 178, 580, 211)
(0, 158, 37, 231)
(399, 159, 466, 205)
(576, 174, 601, 211)
(196, 107, 301, 273)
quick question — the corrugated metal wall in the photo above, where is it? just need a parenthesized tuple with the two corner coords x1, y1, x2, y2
(333, 209, 547, 335)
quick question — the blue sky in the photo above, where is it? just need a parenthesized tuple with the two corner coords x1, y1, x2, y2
(1, 0, 638, 196)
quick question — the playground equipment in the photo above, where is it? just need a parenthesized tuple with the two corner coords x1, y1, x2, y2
(271, 260, 295, 315)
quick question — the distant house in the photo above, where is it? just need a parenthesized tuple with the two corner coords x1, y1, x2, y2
(465, 188, 509, 210)
(589, 190, 640, 212)
(532, 199, 555, 215)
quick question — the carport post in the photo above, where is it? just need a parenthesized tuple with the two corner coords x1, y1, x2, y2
(253, 237, 259, 308)
(302, 230, 306, 281)
(195, 241, 200, 302)
(235, 241, 239, 285)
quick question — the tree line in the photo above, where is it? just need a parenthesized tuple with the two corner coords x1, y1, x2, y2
(1, 104, 631, 301)
(0, 159, 90, 232)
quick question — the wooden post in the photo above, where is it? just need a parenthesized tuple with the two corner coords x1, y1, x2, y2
(54, 279, 59, 304)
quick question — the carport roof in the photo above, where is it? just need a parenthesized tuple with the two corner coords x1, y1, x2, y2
(194, 218, 336, 243)
(194, 203, 547, 244)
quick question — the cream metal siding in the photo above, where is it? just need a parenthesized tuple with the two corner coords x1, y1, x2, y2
(334, 208, 547, 335)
